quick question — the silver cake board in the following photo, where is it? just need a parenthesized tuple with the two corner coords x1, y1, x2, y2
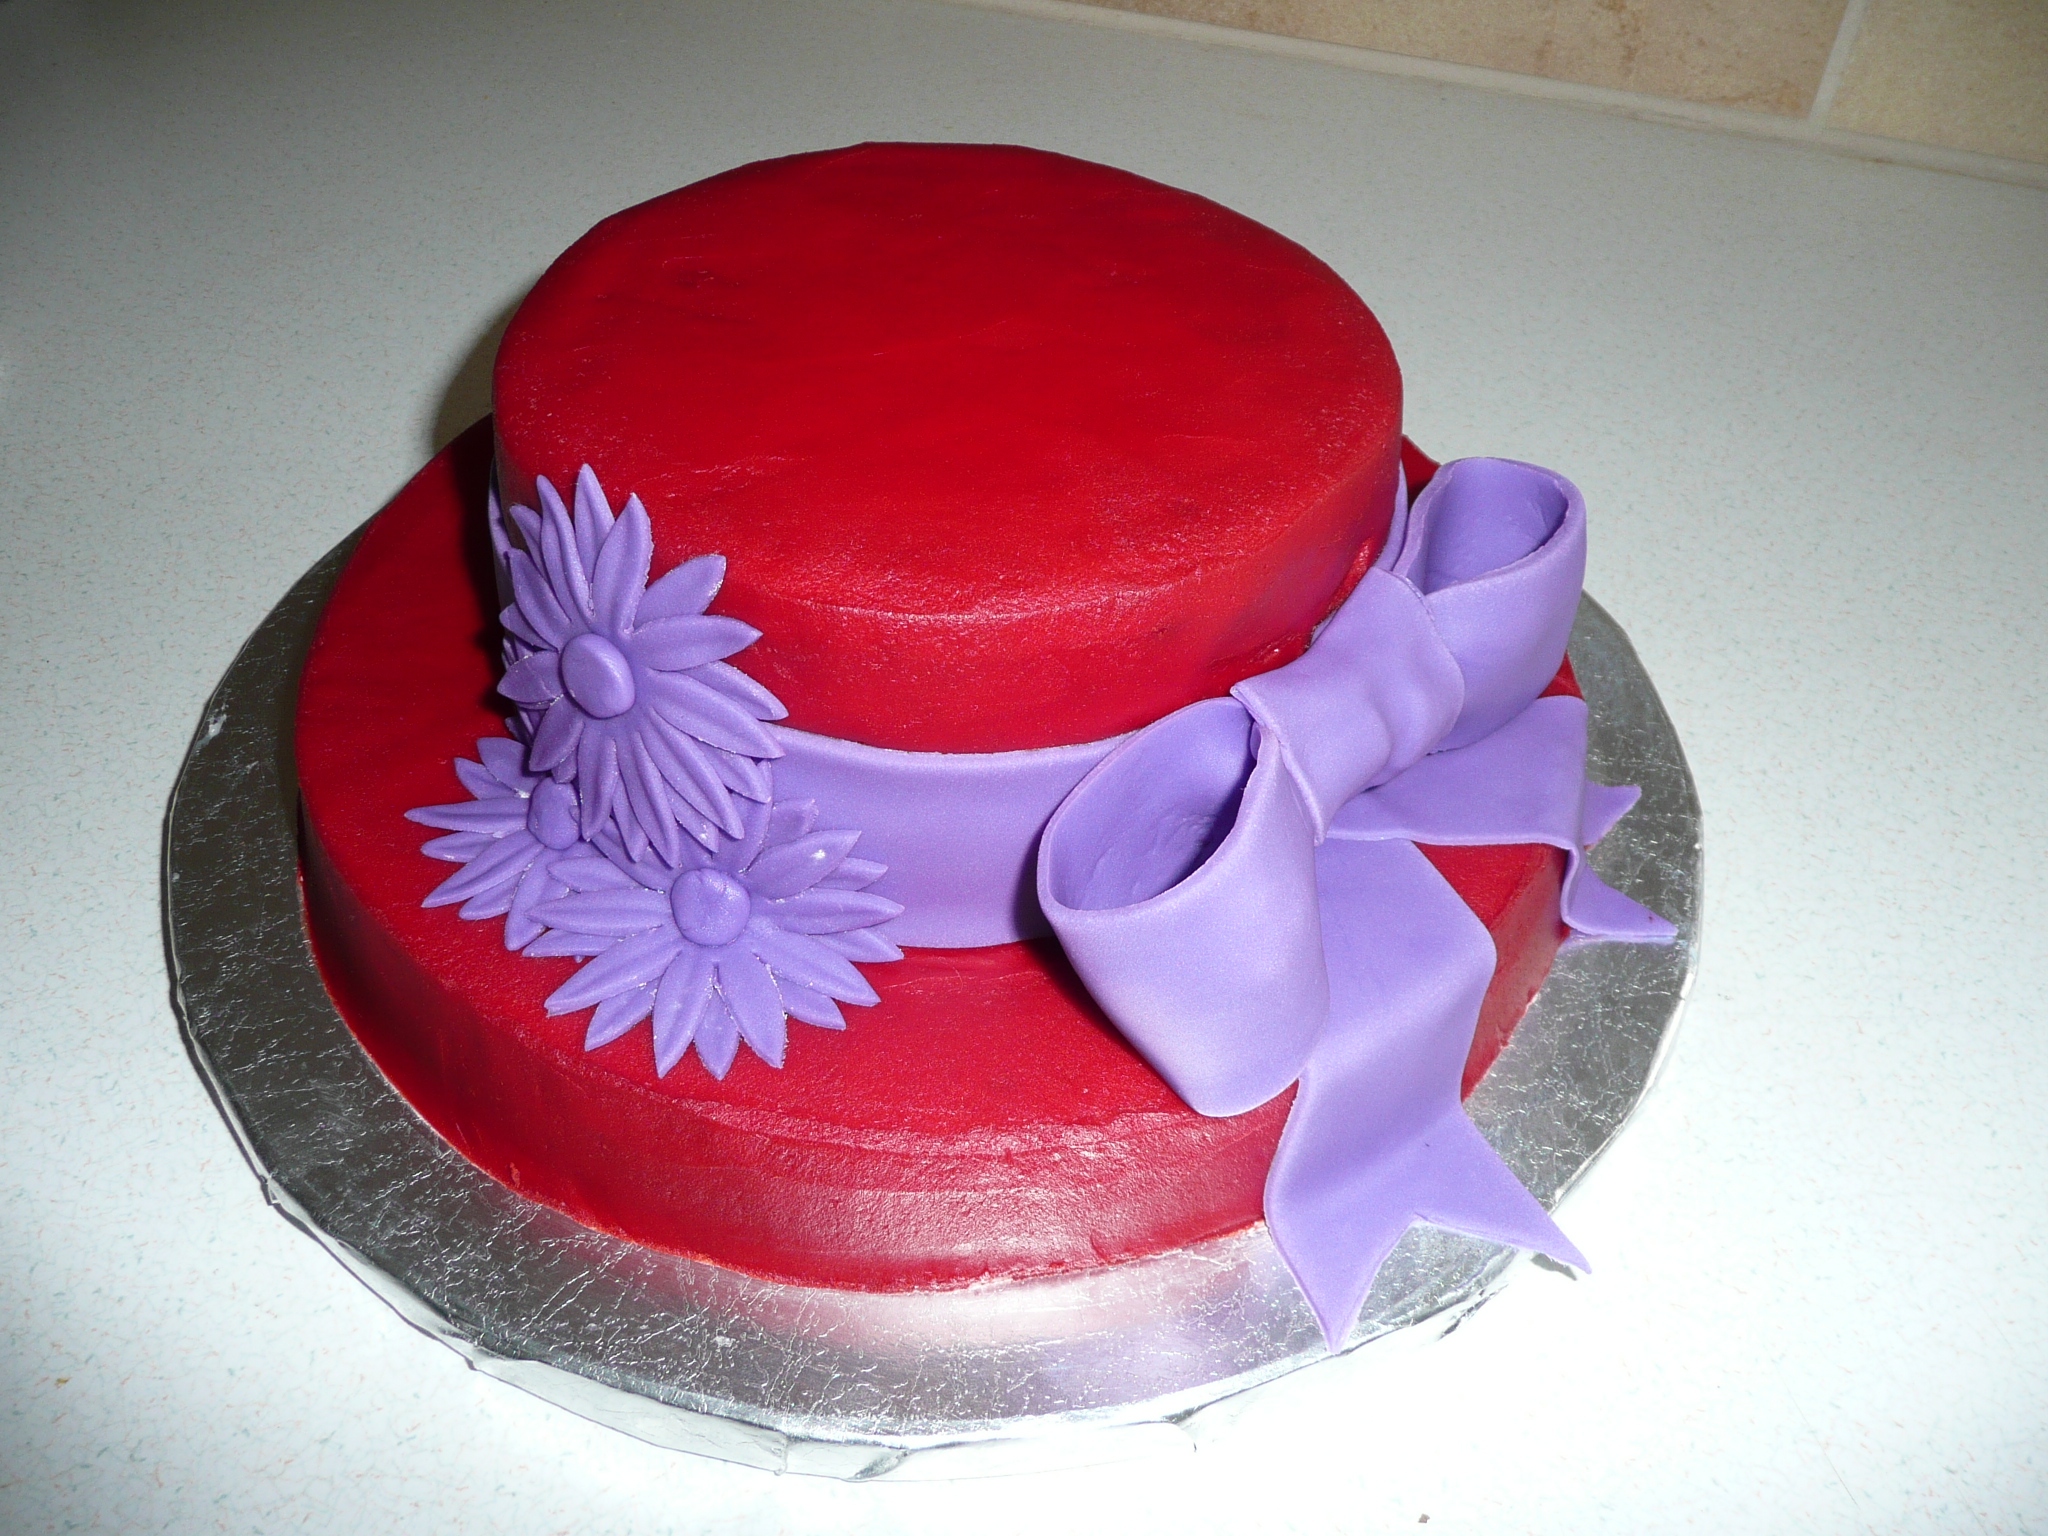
(165, 530, 1701, 1480)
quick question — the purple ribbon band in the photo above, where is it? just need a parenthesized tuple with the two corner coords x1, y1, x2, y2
(766, 724, 1119, 948)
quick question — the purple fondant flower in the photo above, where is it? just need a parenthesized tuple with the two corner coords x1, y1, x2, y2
(495, 466, 788, 866)
(406, 735, 593, 950)
(527, 797, 905, 1078)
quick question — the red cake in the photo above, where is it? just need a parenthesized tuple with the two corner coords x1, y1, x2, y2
(296, 144, 1576, 1292)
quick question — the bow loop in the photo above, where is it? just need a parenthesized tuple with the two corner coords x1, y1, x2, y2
(1038, 700, 1326, 1116)
(1402, 459, 1588, 750)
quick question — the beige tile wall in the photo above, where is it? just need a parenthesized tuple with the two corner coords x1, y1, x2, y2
(1829, 0, 2048, 163)
(1088, 0, 1846, 114)
(1064, 0, 2048, 165)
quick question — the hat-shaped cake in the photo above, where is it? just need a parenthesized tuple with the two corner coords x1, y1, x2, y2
(296, 143, 1671, 1349)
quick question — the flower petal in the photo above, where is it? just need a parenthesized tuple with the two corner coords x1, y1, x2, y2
(553, 852, 642, 892)
(715, 947, 788, 1068)
(593, 828, 680, 885)
(407, 802, 523, 840)
(475, 736, 531, 787)
(633, 615, 760, 672)
(533, 886, 669, 938)
(776, 980, 847, 1031)
(536, 480, 593, 620)
(422, 831, 540, 908)
(578, 733, 624, 839)
(583, 985, 654, 1051)
(637, 553, 726, 623)
(457, 886, 516, 921)
(524, 929, 614, 959)
(771, 887, 905, 935)
(499, 650, 564, 709)
(503, 860, 558, 951)
(545, 928, 684, 1014)
(713, 748, 772, 805)
(420, 830, 495, 864)
(651, 947, 716, 1075)
(501, 601, 548, 652)
(507, 500, 543, 551)
(818, 856, 887, 891)
(643, 670, 781, 759)
(424, 864, 492, 910)
(641, 722, 742, 839)
(748, 922, 879, 1006)
(813, 927, 905, 964)
(694, 659, 788, 722)
(590, 490, 652, 634)
(694, 1000, 741, 1079)
(613, 801, 649, 862)
(528, 697, 585, 775)
(675, 804, 724, 854)
(746, 830, 860, 899)
(507, 547, 576, 648)
(765, 799, 818, 845)
(720, 796, 771, 873)
(452, 757, 502, 801)
(505, 853, 567, 946)
(573, 465, 618, 562)
(618, 736, 685, 865)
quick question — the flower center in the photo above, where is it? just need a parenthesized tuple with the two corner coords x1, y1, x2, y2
(525, 778, 581, 850)
(670, 867, 752, 948)
(559, 632, 636, 719)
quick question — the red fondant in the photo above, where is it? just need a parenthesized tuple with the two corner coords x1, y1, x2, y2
(295, 427, 1574, 1289)
(493, 144, 1404, 752)
(1400, 438, 1441, 496)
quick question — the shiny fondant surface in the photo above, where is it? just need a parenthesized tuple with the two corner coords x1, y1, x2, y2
(295, 427, 1573, 1288)
(493, 143, 1404, 752)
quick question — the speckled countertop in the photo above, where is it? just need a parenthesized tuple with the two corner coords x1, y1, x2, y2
(2, 0, 2043, 1530)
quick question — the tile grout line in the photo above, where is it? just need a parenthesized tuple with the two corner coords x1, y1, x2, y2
(929, 0, 2048, 190)
(1809, 0, 1872, 126)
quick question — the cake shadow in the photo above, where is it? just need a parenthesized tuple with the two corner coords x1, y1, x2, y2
(427, 295, 523, 456)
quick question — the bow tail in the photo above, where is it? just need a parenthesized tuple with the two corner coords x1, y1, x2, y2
(1266, 837, 1586, 1350)
(1560, 779, 1674, 941)
(1330, 697, 1677, 948)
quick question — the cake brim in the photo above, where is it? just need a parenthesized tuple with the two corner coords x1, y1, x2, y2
(294, 421, 1570, 1290)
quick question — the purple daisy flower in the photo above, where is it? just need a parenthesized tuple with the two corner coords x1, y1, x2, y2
(527, 797, 905, 1078)
(405, 735, 593, 950)
(495, 466, 789, 867)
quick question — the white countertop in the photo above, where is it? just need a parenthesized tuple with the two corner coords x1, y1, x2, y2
(3, 0, 2043, 1529)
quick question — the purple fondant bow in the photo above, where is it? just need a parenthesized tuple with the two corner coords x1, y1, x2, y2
(1037, 459, 1676, 1348)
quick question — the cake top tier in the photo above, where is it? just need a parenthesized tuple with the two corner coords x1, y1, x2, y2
(493, 143, 1402, 752)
